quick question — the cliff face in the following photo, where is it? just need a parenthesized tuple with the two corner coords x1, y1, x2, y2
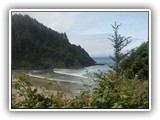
(12, 14, 95, 69)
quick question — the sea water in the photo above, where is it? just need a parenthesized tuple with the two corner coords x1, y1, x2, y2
(29, 57, 113, 95)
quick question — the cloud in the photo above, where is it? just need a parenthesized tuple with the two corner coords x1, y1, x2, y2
(12, 12, 105, 34)
(68, 33, 147, 57)
(12, 12, 78, 33)
(68, 33, 113, 57)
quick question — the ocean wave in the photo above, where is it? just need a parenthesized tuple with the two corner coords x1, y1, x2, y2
(27, 73, 83, 85)
(53, 69, 88, 78)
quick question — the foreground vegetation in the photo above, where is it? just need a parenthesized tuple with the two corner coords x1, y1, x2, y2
(12, 73, 148, 109)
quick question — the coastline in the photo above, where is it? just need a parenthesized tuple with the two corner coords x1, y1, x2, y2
(12, 70, 83, 99)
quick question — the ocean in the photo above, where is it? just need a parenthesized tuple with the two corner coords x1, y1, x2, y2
(28, 57, 113, 95)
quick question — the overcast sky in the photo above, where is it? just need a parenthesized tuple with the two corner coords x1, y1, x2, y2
(12, 11, 148, 57)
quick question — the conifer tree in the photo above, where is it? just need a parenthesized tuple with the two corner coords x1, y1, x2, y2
(108, 22, 132, 77)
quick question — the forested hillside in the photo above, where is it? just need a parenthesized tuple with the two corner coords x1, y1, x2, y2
(12, 14, 95, 69)
(121, 41, 149, 80)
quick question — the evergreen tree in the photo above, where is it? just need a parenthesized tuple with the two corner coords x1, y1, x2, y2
(108, 22, 132, 77)
(121, 41, 149, 79)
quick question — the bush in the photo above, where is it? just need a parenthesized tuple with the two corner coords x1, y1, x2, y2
(91, 72, 149, 109)
(12, 73, 149, 109)
(12, 74, 66, 108)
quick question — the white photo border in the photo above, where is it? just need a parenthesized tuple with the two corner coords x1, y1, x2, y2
(9, 9, 151, 111)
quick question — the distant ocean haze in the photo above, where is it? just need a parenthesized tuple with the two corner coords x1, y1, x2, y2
(92, 56, 114, 65)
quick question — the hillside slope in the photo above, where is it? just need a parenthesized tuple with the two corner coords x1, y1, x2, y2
(12, 14, 95, 69)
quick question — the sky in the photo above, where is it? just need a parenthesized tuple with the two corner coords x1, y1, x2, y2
(12, 11, 149, 57)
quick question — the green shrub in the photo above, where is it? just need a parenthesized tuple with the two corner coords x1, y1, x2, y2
(12, 74, 53, 108)
(91, 72, 149, 109)
(12, 73, 149, 109)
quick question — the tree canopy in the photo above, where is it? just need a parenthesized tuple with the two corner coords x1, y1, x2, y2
(121, 41, 149, 80)
(12, 14, 95, 69)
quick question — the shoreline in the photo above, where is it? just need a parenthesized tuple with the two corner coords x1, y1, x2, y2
(12, 70, 83, 99)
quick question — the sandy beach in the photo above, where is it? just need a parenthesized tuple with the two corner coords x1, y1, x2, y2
(12, 70, 83, 100)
